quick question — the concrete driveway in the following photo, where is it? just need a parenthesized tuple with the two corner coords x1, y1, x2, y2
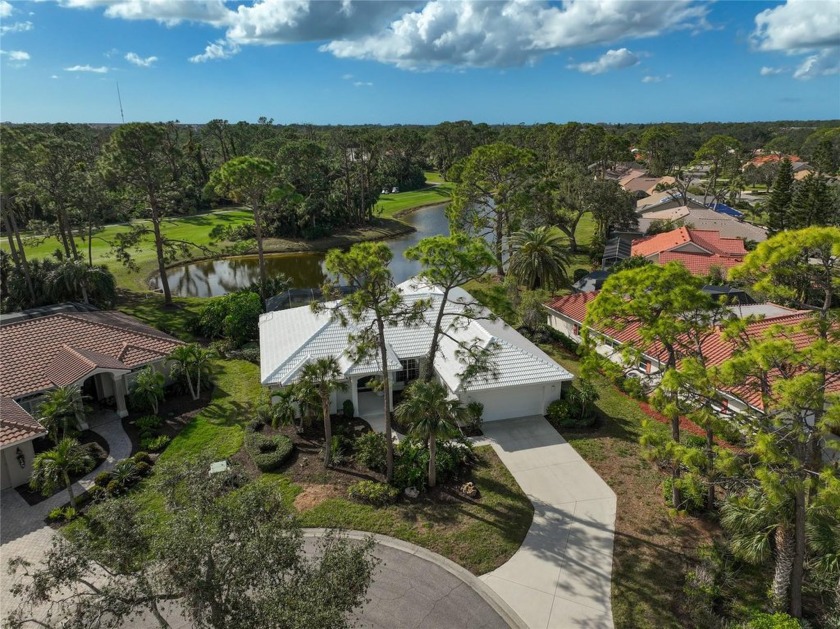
(479, 417, 616, 629)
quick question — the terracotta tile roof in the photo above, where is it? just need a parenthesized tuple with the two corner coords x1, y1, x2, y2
(0, 312, 182, 399)
(745, 154, 802, 168)
(0, 396, 46, 447)
(658, 252, 744, 276)
(631, 228, 747, 259)
(543, 292, 836, 411)
(44, 346, 130, 387)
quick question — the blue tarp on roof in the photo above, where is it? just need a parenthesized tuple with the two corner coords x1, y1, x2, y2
(708, 202, 744, 219)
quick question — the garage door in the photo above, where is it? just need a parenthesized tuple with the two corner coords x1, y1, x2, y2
(465, 383, 559, 422)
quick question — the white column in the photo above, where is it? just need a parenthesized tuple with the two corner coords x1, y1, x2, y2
(113, 374, 129, 418)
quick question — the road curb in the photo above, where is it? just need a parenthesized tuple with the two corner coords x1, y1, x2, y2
(302, 528, 528, 629)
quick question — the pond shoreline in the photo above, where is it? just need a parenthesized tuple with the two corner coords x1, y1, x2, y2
(144, 216, 417, 291)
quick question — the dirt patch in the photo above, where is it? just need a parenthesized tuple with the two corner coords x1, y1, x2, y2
(293, 484, 343, 510)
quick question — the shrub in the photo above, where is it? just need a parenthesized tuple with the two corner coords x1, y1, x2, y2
(546, 398, 596, 429)
(342, 399, 354, 420)
(94, 471, 112, 488)
(246, 420, 265, 433)
(135, 415, 162, 434)
(47, 506, 76, 523)
(330, 436, 350, 466)
(106, 480, 122, 496)
(133, 451, 152, 464)
(573, 268, 589, 282)
(197, 292, 262, 349)
(135, 461, 152, 477)
(143, 435, 171, 453)
(663, 474, 705, 513)
(619, 376, 647, 401)
(87, 485, 108, 503)
(244, 433, 294, 472)
(348, 480, 399, 506)
(111, 459, 139, 488)
(465, 401, 484, 432)
(683, 434, 707, 449)
(354, 431, 387, 473)
(393, 438, 428, 490)
(743, 612, 803, 629)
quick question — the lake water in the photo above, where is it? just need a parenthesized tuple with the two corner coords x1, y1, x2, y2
(153, 203, 451, 298)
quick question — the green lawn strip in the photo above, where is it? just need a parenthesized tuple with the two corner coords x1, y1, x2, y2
(298, 446, 533, 575)
(375, 182, 454, 218)
(119, 294, 210, 342)
(423, 171, 445, 184)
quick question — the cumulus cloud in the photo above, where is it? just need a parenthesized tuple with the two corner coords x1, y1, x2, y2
(58, 0, 230, 27)
(0, 1, 13, 18)
(569, 48, 639, 74)
(641, 75, 663, 83)
(323, 0, 708, 69)
(189, 39, 240, 63)
(125, 51, 158, 67)
(64, 64, 109, 73)
(1, 21, 34, 35)
(1, 50, 30, 65)
(759, 66, 785, 76)
(752, 0, 840, 80)
(56, 0, 710, 70)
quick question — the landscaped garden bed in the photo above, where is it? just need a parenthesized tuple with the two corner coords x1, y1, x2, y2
(121, 388, 212, 455)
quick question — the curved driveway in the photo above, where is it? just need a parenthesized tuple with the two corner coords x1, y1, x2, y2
(479, 416, 617, 629)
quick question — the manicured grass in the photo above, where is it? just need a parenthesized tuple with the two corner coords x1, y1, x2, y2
(375, 181, 454, 218)
(575, 212, 597, 251)
(423, 170, 445, 184)
(298, 446, 533, 575)
(119, 294, 210, 342)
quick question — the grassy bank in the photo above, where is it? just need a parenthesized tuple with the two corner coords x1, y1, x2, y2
(375, 177, 455, 218)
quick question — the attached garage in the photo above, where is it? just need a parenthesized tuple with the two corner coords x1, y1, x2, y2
(461, 381, 564, 422)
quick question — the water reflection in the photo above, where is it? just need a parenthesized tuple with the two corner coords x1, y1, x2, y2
(154, 203, 451, 298)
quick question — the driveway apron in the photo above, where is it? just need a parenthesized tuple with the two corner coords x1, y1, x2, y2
(480, 416, 616, 629)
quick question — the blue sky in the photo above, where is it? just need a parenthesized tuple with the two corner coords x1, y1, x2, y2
(1, 0, 838, 124)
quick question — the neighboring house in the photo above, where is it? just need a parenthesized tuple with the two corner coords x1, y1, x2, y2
(792, 162, 816, 181)
(636, 208, 768, 243)
(259, 280, 574, 422)
(543, 293, 835, 425)
(742, 153, 803, 169)
(635, 191, 707, 212)
(0, 305, 182, 420)
(0, 397, 48, 491)
(620, 173, 676, 198)
(572, 269, 613, 293)
(630, 227, 747, 276)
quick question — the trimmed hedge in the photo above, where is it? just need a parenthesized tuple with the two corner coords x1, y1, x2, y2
(244, 432, 294, 472)
(348, 480, 399, 506)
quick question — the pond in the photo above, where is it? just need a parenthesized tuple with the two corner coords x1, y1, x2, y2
(153, 203, 451, 298)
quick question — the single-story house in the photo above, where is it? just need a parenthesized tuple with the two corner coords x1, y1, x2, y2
(630, 227, 747, 276)
(543, 292, 838, 425)
(0, 397, 48, 491)
(636, 208, 768, 243)
(0, 305, 183, 488)
(259, 280, 574, 422)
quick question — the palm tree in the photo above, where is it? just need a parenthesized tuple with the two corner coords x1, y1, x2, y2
(167, 344, 214, 401)
(394, 381, 466, 488)
(38, 385, 87, 444)
(721, 487, 795, 612)
(299, 357, 347, 467)
(131, 366, 165, 415)
(508, 226, 571, 290)
(47, 257, 116, 307)
(30, 438, 94, 509)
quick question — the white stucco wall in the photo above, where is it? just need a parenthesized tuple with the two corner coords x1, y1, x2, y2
(0, 440, 36, 490)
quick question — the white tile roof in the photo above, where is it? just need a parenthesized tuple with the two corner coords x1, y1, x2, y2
(259, 278, 573, 392)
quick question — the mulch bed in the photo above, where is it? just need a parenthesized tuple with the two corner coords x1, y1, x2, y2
(122, 388, 212, 455)
(15, 430, 110, 506)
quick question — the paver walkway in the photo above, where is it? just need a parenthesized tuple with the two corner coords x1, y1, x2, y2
(479, 416, 616, 629)
(1, 411, 131, 621)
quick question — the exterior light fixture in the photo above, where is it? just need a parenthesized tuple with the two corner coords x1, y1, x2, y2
(15, 447, 26, 469)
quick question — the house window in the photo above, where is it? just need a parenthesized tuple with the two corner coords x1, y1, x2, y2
(721, 398, 729, 411)
(640, 358, 652, 374)
(396, 359, 419, 383)
(573, 324, 581, 336)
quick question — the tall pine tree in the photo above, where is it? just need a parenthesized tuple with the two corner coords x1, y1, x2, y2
(766, 158, 794, 233)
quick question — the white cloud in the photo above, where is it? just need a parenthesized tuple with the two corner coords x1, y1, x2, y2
(64, 64, 109, 73)
(56, 0, 710, 70)
(0, 1, 13, 18)
(323, 0, 708, 69)
(58, 0, 230, 27)
(793, 48, 840, 80)
(51, 74, 59, 79)
(342, 73, 354, 80)
(125, 51, 158, 67)
(189, 39, 239, 63)
(641, 75, 663, 83)
(569, 48, 638, 74)
(1, 21, 34, 35)
(353, 81, 373, 87)
(752, 0, 840, 80)
(759, 66, 785, 76)
(1, 49, 30, 66)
